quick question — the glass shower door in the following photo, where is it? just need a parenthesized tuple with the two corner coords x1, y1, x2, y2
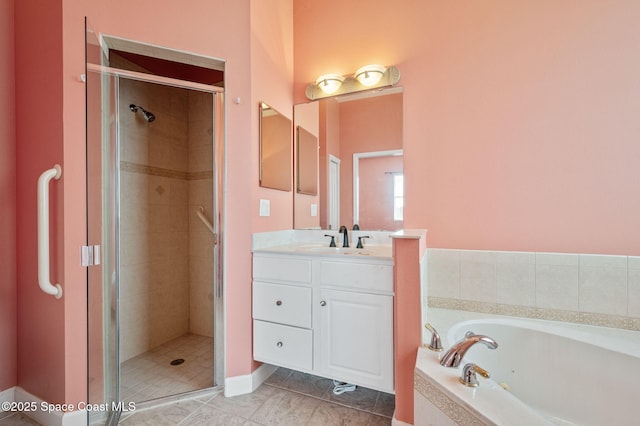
(86, 20, 121, 425)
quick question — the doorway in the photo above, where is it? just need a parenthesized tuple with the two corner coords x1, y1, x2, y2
(86, 26, 225, 424)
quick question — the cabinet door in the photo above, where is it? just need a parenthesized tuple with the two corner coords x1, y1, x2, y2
(318, 289, 394, 392)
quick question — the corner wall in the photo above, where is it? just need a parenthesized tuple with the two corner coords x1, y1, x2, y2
(0, 0, 17, 393)
(15, 0, 67, 404)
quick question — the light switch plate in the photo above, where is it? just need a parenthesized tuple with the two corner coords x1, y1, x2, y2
(310, 204, 318, 217)
(259, 199, 270, 216)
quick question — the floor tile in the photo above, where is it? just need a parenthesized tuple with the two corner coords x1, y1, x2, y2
(119, 398, 202, 425)
(280, 370, 333, 399)
(372, 391, 396, 418)
(203, 385, 281, 419)
(250, 388, 320, 426)
(321, 384, 379, 412)
(306, 400, 373, 425)
(0, 412, 41, 425)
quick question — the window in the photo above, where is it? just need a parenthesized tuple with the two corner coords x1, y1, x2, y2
(393, 174, 404, 221)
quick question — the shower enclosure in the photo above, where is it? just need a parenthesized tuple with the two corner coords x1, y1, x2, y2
(86, 25, 225, 425)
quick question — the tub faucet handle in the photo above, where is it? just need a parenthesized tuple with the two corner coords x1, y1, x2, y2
(423, 323, 443, 352)
(459, 363, 490, 387)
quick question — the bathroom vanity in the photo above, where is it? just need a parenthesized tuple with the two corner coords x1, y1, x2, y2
(252, 242, 394, 393)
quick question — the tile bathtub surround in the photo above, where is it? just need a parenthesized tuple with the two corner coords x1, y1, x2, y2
(428, 249, 640, 331)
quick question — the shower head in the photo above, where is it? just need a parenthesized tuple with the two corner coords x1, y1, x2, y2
(129, 104, 156, 123)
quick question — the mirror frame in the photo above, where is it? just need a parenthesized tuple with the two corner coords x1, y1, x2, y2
(259, 102, 292, 191)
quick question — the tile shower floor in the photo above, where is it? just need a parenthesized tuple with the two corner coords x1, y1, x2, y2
(121, 333, 215, 402)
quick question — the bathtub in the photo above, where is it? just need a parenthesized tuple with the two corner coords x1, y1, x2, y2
(414, 309, 640, 425)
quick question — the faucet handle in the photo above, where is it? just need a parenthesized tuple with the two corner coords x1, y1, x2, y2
(356, 236, 370, 249)
(423, 323, 443, 352)
(459, 363, 490, 387)
(323, 234, 337, 247)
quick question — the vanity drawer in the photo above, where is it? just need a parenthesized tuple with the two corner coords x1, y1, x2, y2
(253, 320, 312, 371)
(253, 281, 312, 328)
(253, 254, 312, 284)
(317, 260, 394, 293)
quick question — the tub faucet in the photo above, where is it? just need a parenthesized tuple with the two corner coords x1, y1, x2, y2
(439, 332, 498, 368)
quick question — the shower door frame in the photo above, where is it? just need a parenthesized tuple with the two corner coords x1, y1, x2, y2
(86, 43, 226, 422)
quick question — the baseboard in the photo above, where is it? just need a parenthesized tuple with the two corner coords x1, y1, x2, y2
(12, 387, 87, 426)
(0, 386, 16, 409)
(392, 409, 412, 426)
(224, 363, 278, 397)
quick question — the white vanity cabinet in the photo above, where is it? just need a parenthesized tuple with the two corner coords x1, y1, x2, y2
(252, 251, 394, 393)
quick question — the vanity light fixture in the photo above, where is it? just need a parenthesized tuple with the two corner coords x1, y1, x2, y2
(354, 64, 386, 87)
(316, 74, 345, 94)
(306, 64, 400, 100)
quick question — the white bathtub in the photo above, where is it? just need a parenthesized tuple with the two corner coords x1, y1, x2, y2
(414, 309, 640, 425)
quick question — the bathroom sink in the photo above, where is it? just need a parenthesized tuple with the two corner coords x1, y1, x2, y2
(304, 247, 372, 255)
(290, 244, 393, 257)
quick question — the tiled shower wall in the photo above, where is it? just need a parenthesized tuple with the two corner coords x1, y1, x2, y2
(427, 248, 640, 330)
(187, 91, 215, 338)
(118, 65, 214, 361)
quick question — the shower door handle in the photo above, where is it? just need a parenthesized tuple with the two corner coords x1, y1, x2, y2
(37, 165, 63, 299)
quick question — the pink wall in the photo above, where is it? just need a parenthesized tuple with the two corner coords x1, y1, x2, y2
(15, 0, 67, 403)
(294, 0, 640, 256)
(392, 233, 426, 424)
(0, 0, 17, 393)
(252, 0, 294, 235)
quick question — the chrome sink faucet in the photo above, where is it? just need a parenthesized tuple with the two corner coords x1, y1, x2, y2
(440, 332, 498, 368)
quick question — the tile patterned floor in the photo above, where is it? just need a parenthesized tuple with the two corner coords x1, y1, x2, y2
(119, 367, 394, 425)
(0, 411, 41, 425)
(121, 333, 214, 403)
(3, 367, 395, 425)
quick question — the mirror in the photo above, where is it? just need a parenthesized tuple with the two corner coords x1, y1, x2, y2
(294, 87, 403, 231)
(260, 102, 292, 191)
(297, 126, 318, 195)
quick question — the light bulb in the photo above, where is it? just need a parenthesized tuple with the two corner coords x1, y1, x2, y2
(316, 74, 345, 94)
(354, 64, 386, 87)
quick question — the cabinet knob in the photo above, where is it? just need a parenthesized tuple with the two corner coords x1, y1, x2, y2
(320, 300, 327, 306)
(276, 341, 283, 348)
(275, 300, 282, 306)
